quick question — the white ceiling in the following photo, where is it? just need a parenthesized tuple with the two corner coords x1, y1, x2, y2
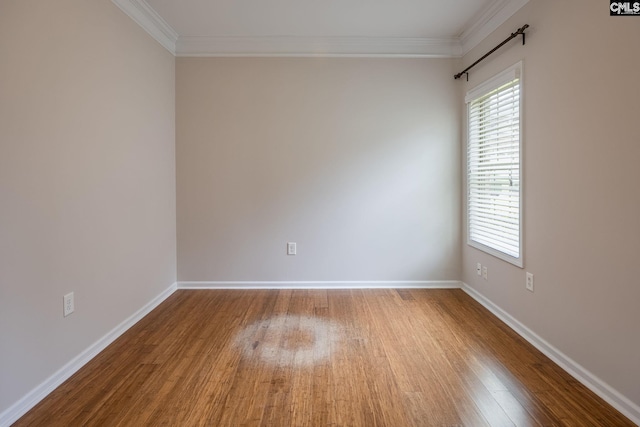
(112, 0, 529, 56)
(146, 0, 490, 39)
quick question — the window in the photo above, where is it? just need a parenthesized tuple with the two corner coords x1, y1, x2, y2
(466, 62, 523, 267)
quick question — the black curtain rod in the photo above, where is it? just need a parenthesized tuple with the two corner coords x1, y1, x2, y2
(454, 24, 529, 80)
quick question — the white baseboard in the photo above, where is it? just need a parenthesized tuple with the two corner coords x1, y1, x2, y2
(461, 283, 640, 426)
(0, 282, 178, 427)
(177, 280, 463, 290)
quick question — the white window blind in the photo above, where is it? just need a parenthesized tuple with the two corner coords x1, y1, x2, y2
(466, 62, 522, 266)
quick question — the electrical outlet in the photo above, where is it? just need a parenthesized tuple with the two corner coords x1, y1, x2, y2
(476, 263, 482, 276)
(63, 292, 74, 317)
(287, 242, 297, 256)
(526, 272, 534, 292)
(482, 266, 488, 280)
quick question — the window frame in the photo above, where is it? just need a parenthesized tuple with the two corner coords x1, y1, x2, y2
(465, 61, 524, 268)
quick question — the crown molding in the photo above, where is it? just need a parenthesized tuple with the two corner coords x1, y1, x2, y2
(459, 0, 529, 55)
(111, 0, 528, 58)
(176, 36, 462, 58)
(111, 0, 178, 54)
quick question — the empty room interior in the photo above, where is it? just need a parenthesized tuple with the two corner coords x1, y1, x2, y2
(1, 0, 639, 425)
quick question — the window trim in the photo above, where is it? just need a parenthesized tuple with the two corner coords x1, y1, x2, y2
(466, 61, 524, 268)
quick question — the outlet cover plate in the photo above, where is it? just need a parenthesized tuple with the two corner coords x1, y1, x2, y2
(287, 242, 297, 256)
(64, 292, 74, 317)
(526, 272, 534, 292)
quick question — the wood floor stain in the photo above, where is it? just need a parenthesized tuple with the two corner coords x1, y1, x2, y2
(14, 289, 635, 426)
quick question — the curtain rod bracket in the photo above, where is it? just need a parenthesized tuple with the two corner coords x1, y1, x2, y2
(454, 24, 529, 80)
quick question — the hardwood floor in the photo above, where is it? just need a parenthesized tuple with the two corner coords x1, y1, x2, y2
(15, 289, 634, 426)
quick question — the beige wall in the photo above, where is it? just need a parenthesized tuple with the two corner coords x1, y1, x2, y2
(461, 0, 640, 410)
(176, 57, 460, 282)
(0, 0, 176, 414)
